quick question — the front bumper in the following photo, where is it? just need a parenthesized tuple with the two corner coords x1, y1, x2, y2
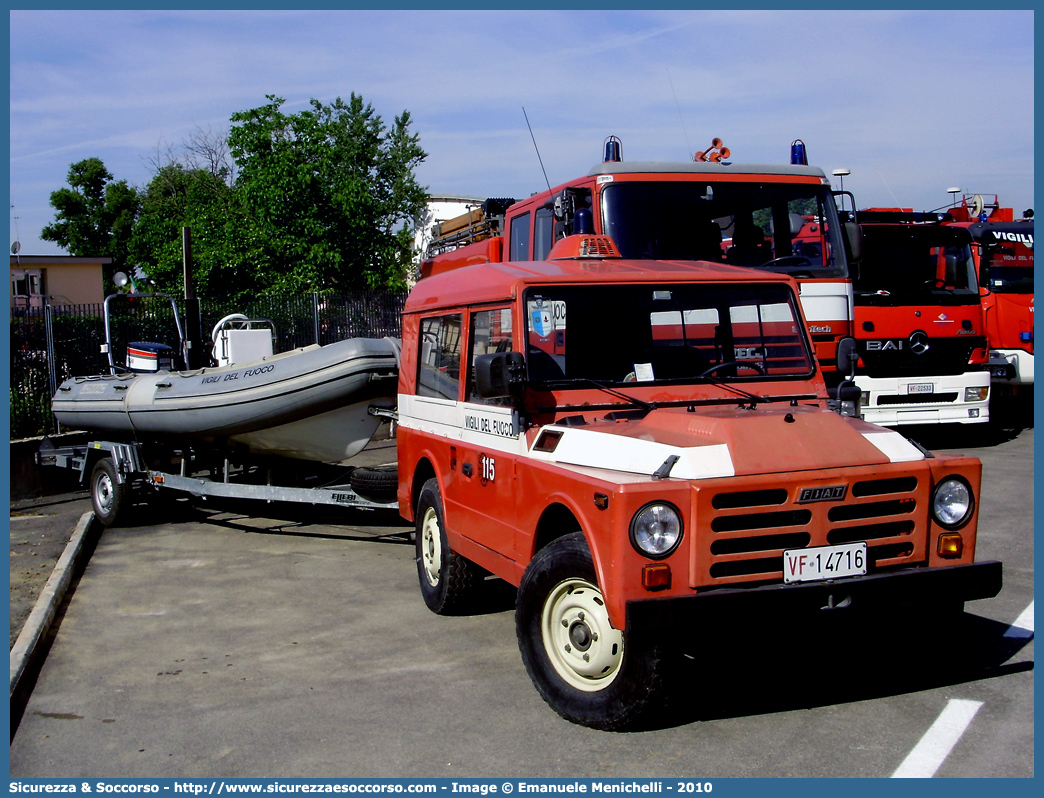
(626, 560, 1002, 631)
(854, 371, 991, 426)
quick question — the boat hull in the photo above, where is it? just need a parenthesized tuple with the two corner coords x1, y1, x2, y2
(52, 337, 399, 462)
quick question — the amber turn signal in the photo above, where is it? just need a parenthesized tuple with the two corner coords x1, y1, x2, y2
(937, 532, 964, 559)
(642, 563, 672, 591)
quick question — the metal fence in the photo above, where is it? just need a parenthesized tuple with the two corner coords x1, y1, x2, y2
(9, 291, 407, 440)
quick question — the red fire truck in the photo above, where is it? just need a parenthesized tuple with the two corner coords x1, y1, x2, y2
(404, 217, 1001, 730)
(832, 209, 991, 425)
(421, 137, 856, 377)
(946, 196, 1034, 392)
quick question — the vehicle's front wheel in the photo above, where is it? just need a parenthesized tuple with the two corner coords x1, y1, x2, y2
(90, 457, 126, 527)
(516, 532, 667, 730)
(415, 478, 481, 614)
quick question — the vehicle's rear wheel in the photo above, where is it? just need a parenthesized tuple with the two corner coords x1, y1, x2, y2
(516, 532, 667, 730)
(415, 478, 481, 614)
(90, 457, 126, 527)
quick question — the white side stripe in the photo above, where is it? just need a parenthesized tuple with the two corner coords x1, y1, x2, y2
(891, 699, 983, 778)
(1004, 601, 1035, 639)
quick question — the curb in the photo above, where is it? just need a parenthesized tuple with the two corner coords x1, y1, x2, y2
(10, 510, 98, 698)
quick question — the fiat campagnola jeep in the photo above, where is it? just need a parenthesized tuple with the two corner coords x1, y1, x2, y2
(394, 232, 1002, 730)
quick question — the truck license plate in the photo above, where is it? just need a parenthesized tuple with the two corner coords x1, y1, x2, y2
(907, 383, 934, 394)
(783, 542, 867, 584)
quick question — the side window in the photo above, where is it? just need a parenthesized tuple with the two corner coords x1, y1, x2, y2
(510, 212, 531, 261)
(533, 208, 554, 261)
(418, 314, 463, 400)
(468, 307, 513, 404)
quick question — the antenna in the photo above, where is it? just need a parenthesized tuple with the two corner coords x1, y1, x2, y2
(522, 107, 553, 195)
(667, 68, 693, 160)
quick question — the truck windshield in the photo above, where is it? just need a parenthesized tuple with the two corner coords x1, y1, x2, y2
(600, 181, 848, 279)
(854, 225, 980, 306)
(975, 223, 1035, 295)
(523, 282, 815, 388)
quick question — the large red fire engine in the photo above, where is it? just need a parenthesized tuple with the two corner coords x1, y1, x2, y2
(946, 195, 1034, 391)
(830, 208, 991, 425)
(401, 201, 1002, 728)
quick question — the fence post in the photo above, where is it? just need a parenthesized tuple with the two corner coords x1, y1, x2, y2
(44, 304, 57, 399)
(44, 304, 59, 433)
(313, 293, 321, 346)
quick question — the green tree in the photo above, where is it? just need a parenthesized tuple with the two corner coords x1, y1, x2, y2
(226, 94, 428, 294)
(130, 162, 236, 297)
(41, 157, 140, 289)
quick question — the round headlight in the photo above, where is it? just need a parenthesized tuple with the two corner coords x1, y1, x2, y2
(932, 477, 974, 529)
(630, 502, 683, 558)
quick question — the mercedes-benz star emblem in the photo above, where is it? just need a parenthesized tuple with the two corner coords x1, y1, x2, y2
(909, 330, 930, 355)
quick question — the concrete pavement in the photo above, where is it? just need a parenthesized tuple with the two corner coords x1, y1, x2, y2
(8, 425, 1033, 778)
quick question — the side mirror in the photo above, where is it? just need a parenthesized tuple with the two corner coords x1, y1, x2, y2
(474, 351, 526, 398)
(835, 336, 859, 380)
(844, 222, 863, 264)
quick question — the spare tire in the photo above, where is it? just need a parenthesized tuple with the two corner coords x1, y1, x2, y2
(349, 465, 399, 504)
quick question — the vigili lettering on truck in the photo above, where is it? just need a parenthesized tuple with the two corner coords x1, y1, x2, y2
(946, 194, 1034, 391)
(401, 208, 1002, 727)
(838, 208, 991, 425)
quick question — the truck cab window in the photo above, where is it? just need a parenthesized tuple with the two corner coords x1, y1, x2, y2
(534, 207, 554, 261)
(418, 314, 463, 400)
(510, 212, 531, 262)
(468, 308, 513, 404)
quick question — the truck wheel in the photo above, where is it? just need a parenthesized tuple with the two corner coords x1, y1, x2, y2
(516, 532, 667, 730)
(349, 465, 398, 504)
(90, 457, 126, 527)
(415, 478, 480, 614)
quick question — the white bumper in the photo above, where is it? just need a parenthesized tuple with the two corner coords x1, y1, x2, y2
(855, 370, 991, 426)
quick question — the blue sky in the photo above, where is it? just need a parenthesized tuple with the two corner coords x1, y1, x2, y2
(8, 8, 1035, 256)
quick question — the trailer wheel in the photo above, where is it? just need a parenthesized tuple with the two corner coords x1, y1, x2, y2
(91, 457, 127, 527)
(349, 465, 398, 504)
(415, 478, 480, 614)
(516, 532, 667, 730)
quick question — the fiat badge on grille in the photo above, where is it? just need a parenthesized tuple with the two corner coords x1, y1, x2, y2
(797, 485, 848, 503)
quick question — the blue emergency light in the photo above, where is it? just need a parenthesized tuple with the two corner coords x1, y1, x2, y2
(791, 139, 808, 165)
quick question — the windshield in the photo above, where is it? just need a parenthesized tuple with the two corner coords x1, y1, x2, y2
(523, 282, 815, 388)
(600, 181, 848, 278)
(854, 225, 980, 306)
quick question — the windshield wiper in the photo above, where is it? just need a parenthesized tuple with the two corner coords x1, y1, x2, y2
(693, 376, 772, 407)
(540, 377, 657, 412)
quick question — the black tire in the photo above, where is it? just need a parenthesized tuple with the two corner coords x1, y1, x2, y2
(349, 465, 398, 504)
(415, 478, 481, 615)
(90, 457, 127, 527)
(516, 532, 667, 730)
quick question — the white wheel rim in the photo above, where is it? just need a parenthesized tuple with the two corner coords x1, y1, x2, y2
(420, 506, 441, 587)
(95, 472, 114, 514)
(540, 577, 624, 692)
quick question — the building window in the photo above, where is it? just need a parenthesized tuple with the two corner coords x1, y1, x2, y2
(11, 269, 44, 308)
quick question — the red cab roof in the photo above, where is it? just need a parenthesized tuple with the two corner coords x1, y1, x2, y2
(405, 257, 798, 313)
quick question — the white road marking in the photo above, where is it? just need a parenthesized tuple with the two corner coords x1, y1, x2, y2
(891, 699, 983, 778)
(1003, 600, 1034, 639)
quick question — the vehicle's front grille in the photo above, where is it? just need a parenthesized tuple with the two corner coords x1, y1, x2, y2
(692, 469, 925, 587)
